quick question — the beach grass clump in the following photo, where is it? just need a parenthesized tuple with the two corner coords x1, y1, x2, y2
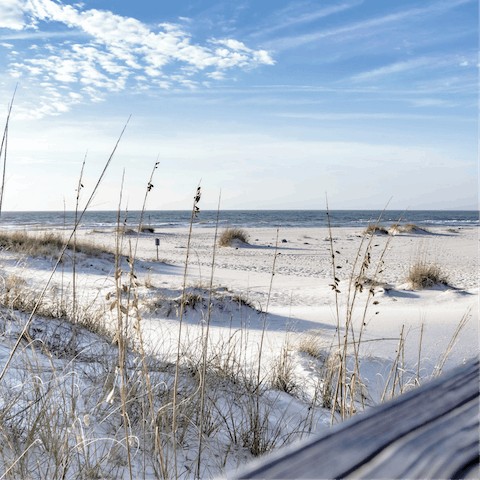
(218, 228, 250, 247)
(363, 224, 389, 235)
(270, 337, 297, 394)
(0, 272, 109, 338)
(230, 293, 255, 309)
(116, 226, 136, 235)
(0, 230, 113, 259)
(407, 259, 449, 289)
(355, 275, 388, 292)
(399, 223, 427, 233)
(391, 223, 429, 234)
(0, 230, 64, 256)
(297, 331, 326, 360)
(139, 226, 155, 233)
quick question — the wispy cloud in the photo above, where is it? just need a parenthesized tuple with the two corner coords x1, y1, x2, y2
(12, 86, 85, 120)
(350, 57, 433, 82)
(2, 0, 275, 118)
(407, 98, 461, 108)
(349, 52, 478, 82)
(251, 1, 363, 37)
(277, 112, 475, 121)
(0, 30, 88, 40)
(263, 0, 474, 50)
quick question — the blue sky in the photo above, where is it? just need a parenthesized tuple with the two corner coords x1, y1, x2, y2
(0, 0, 477, 211)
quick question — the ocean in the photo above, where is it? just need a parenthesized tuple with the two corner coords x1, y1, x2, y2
(0, 210, 477, 230)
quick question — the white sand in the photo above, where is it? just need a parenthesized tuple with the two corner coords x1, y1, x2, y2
(69, 224, 478, 372)
(3, 224, 476, 376)
(0, 224, 477, 477)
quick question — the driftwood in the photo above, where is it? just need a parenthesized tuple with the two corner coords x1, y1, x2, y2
(229, 358, 479, 479)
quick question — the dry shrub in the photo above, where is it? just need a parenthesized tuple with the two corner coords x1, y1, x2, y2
(392, 224, 428, 234)
(139, 226, 155, 233)
(363, 224, 389, 235)
(355, 275, 387, 291)
(230, 293, 255, 309)
(116, 227, 136, 235)
(297, 331, 326, 360)
(407, 259, 449, 289)
(218, 228, 250, 247)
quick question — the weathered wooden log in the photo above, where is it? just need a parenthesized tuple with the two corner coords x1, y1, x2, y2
(228, 358, 479, 479)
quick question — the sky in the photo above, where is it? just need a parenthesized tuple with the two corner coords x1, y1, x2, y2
(0, 0, 477, 211)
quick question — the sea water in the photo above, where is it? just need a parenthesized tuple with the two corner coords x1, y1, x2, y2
(0, 210, 477, 230)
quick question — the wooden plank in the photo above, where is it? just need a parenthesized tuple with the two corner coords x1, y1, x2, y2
(228, 358, 479, 479)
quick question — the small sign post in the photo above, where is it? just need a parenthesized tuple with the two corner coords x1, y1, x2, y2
(155, 238, 160, 261)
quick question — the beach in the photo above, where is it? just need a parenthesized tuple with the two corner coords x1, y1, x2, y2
(78, 224, 478, 366)
(0, 222, 477, 477)
(5, 222, 476, 383)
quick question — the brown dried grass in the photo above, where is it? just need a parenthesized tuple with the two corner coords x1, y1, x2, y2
(407, 260, 449, 289)
(363, 224, 389, 235)
(392, 223, 429, 234)
(0, 230, 113, 259)
(218, 228, 250, 247)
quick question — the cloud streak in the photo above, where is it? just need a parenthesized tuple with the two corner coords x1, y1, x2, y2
(264, 0, 474, 50)
(350, 57, 434, 82)
(349, 52, 478, 82)
(251, 1, 363, 37)
(277, 112, 475, 121)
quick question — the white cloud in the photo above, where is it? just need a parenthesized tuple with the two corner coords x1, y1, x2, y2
(215, 39, 251, 52)
(19, 0, 274, 74)
(0, 42, 14, 48)
(2, 0, 275, 118)
(153, 79, 172, 89)
(253, 50, 275, 65)
(207, 71, 226, 80)
(81, 85, 104, 102)
(69, 91, 82, 101)
(0, 0, 27, 30)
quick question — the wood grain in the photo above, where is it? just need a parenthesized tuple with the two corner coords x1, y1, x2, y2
(228, 358, 479, 479)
